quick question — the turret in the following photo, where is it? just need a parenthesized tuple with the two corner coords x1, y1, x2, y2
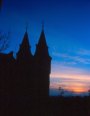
(16, 30, 33, 96)
(17, 30, 32, 62)
(34, 27, 52, 97)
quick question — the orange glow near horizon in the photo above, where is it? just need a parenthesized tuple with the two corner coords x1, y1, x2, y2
(71, 87, 86, 94)
(50, 72, 90, 94)
(50, 82, 88, 94)
(63, 83, 88, 94)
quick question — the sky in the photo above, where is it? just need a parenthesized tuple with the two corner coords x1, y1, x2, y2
(0, 0, 90, 95)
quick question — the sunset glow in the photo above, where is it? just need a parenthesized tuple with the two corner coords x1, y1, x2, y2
(50, 65, 90, 94)
(1, 0, 90, 96)
(50, 77, 89, 94)
(70, 86, 87, 94)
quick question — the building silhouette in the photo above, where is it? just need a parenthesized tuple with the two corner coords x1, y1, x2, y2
(0, 28, 52, 101)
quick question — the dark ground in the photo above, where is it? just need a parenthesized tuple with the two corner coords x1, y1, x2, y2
(49, 96, 90, 116)
(1, 96, 90, 116)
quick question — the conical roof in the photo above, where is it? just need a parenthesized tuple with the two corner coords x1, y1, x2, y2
(38, 29, 47, 47)
(20, 31, 30, 49)
(35, 29, 51, 60)
(17, 30, 32, 60)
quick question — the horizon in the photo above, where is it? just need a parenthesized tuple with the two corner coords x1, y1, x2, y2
(0, 0, 90, 95)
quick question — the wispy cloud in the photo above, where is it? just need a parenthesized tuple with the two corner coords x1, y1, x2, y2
(50, 78, 89, 93)
(77, 49, 90, 56)
(53, 52, 90, 64)
(51, 63, 90, 76)
(51, 49, 90, 93)
(50, 63, 90, 93)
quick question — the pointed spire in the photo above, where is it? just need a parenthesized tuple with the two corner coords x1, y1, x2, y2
(34, 26, 51, 58)
(37, 25, 47, 47)
(17, 28, 32, 60)
(21, 30, 30, 49)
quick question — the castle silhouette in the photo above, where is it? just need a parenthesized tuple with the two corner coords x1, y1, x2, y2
(0, 28, 52, 100)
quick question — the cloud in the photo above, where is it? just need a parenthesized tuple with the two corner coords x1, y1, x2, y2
(50, 63, 90, 93)
(50, 75, 90, 93)
(52, 61, 88, 71)
(77, 49, 90, 56)
(51, 50, 90, 93)
(51, 63, 90, 76)
(53, 52, 90, 64)
(50, 76, 89, 93)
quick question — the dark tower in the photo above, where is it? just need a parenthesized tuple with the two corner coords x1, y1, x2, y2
(17, 30, 32, 62)
(16, 30, 33, 96)
(34, 27, 51, 97)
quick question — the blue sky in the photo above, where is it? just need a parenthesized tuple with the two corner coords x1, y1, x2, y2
(0, 0, 90, 95)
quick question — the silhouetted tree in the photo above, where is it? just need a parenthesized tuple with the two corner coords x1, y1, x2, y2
(59, 87, 64, 96)
(0, 32, 10, 52)
(88, 89, 90, 96)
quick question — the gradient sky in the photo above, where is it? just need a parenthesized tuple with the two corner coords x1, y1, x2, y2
(0, 0, 90, 95)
